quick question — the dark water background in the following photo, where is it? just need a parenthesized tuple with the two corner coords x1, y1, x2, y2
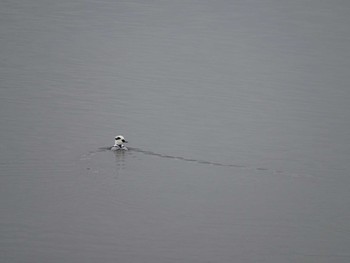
(1, 1, 350, 262)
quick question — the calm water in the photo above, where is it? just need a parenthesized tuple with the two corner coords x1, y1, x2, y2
(1, 0, 350, 262)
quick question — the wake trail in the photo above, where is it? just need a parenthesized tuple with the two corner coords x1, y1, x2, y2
(131, 147, 247, 168)
(80, 147, 315, 179)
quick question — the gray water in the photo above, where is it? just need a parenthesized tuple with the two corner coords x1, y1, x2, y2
(1, 1, 350, 262)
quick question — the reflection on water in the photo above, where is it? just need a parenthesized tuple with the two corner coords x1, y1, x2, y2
(113, 149, 127, 170)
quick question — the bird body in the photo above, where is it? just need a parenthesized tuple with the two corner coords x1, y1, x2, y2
(111, 135, 128, 150)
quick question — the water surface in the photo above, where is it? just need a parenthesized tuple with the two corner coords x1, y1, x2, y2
(1, 0, 350, 262)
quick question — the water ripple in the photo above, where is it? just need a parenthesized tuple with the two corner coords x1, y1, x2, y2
(79, 147, 315, 179)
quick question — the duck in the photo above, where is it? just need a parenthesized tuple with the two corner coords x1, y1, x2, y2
(111, 135, 128, 150)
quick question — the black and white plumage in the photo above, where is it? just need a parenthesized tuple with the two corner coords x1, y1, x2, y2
(111, 135, 128, 150)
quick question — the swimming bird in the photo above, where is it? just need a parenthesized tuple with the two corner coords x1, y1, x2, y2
(111, 135, 128, 150)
